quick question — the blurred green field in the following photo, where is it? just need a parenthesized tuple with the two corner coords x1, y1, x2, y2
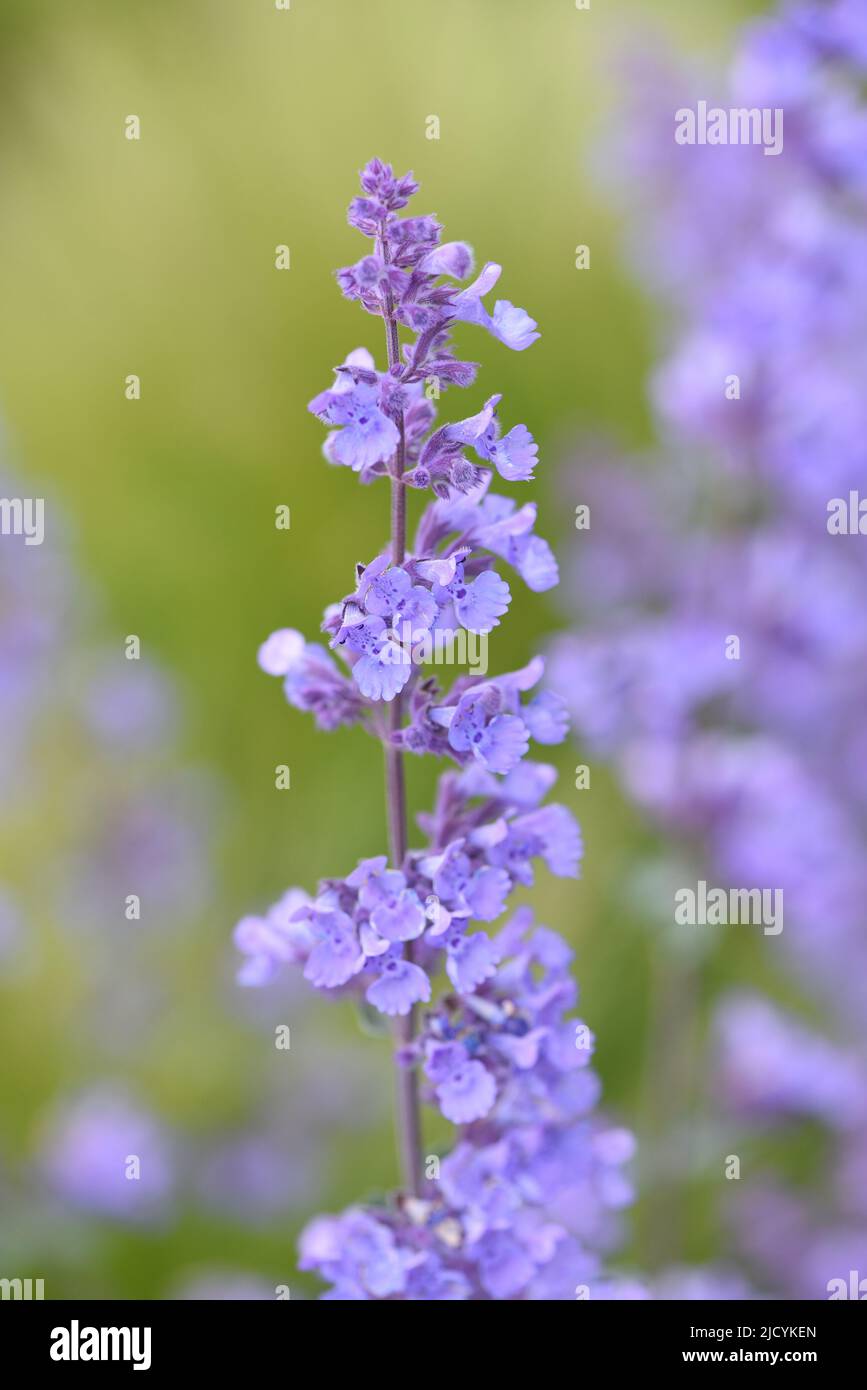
(0, 0, 771, 1297)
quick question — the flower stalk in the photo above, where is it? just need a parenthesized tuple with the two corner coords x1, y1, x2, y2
(380, 253, 422, 1195)
(235, 160, 634, 1300)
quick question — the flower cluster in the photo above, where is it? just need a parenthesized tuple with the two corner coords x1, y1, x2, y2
(298, 908, 636, 1301)
(235, 161, 635, 1299)
(259, 475, 558, 714)
(307, 157, 538, 496)
(551, 0, 867, 1298)
(236, 765, 580, 1032)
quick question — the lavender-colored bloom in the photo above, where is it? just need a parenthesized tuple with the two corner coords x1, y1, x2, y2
(476, 419, 539, 482)
(367, 949, 431, 1016)
(308, 350, 400, 473)
(522, 691, 570, 745)
(300, 1209, 411, 1298)
(257, 627, 306, 675)
(234, 888, 313, 987)
(418, 483, 559, 593)
(440, 565, 511, 634)
(37, 1087, 173, 1222)
(488, 804, 584, 882)
(549, 0, 867, 1300)
(234, 793, 579, 1013)
(297, 903, 636, 1298)
(344, 618, 412, 703)
(358, 867, 426, 942)
(442, 925, 500, 992)
(433, 688, 529, 774)
(257, 626, 363, 728)
(451, 263, 541, 351)
(425, 1042, 497, 1124)
(236, 158, 632, 1300)
(303, 907, 365, 989)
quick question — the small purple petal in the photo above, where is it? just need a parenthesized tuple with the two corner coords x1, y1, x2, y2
(476, 713, 529, 774)
(366, 959, 431, 1016)
(454, 571, 511, 633)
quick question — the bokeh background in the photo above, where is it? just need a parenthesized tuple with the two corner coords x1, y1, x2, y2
(0, 0, 784, 1299)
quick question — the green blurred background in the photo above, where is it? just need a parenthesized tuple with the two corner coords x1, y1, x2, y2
(0, 0, 771, 1298)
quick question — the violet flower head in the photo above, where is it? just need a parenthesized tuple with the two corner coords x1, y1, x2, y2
(235, 159, 632, 1299)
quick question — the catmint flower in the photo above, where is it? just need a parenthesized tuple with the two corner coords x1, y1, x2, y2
(308, 349, 400, 475)
(431, 688, 530, 774)
(339, 615, 412, 702)
(257, 627, 363, 729)
(233, 888, 313, 987)
(415, 394, 539, 490)
(475, 417, 539, 482)
(425, 1041, 497, 1123)
(441, 922, 501, 992)
(450, 263, 541, 351)
(415, 481, 559, 592)
(435, 561, 512, 633)
(401, 658, 565, 770)
(367, 946, 432, 1016)
(523, 690, 571, 744)
(236, 158, 631, 1300)
(357, 866, 426, 943)
(487, 805, 584, 882)
(549, 0, 867, 1300)
(301, 902, 366, 989)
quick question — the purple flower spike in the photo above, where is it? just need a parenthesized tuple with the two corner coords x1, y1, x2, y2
(238, 159, 634, 1301)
